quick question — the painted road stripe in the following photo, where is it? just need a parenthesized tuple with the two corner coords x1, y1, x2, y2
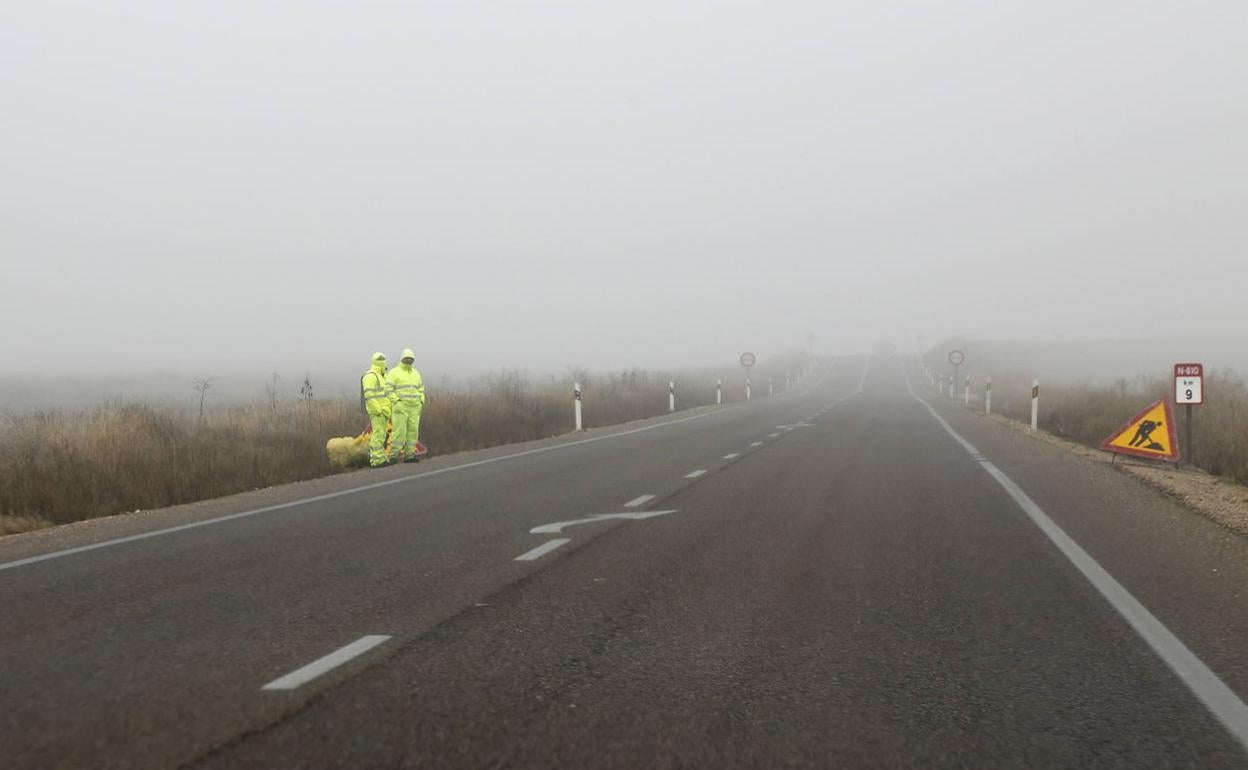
(904, 362, 1248, 754)
(750, 441, 763, 447)
(531, 511, 678, 535)
(723, 453, 740, 460)
(624, 494, 656, 508)
(685, 470, 707, 479)
(515, 538, 571, 561)
(0, 405, 744, 574)
(262, 635, 390, 691)
(768, 433, 780, 438)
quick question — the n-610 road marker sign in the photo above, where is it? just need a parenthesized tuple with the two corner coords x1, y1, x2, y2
(1175, 363, 1203, 405)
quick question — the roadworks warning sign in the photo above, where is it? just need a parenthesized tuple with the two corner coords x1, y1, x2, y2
(1100, 398, 1180, 462)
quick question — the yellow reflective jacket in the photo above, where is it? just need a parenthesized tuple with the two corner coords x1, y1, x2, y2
(361, 354, 391, 417)
(387, 357, 426, 412)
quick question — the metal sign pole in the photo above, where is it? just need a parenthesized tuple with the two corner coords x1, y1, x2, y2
(1186, 403, 1194, 467)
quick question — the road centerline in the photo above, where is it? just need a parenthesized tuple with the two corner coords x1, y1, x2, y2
(261, 635, 391, 692)
(514, 539, 572, 562)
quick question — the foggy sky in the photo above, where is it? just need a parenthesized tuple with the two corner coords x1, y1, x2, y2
(3, 1, 1246, 379)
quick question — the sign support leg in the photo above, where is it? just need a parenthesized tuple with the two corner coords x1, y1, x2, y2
(1185, 403, 1194, 468)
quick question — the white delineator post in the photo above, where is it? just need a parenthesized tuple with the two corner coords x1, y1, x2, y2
(574, 382, 583, 431)
(746, 377, 751, 401)
(669, 381, 676, 413)
(985, 377, 992, 415)
(964, 377, 970, 405)
(716, 378, 722, 406)
(769, 377, 774, 397)
(1030, 379, 1039, 431)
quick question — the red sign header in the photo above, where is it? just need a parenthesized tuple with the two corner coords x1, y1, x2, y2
(1174, 363, 1203, 378)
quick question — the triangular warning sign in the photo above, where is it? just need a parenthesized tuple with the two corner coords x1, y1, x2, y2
(1100, 398, 1180, 462)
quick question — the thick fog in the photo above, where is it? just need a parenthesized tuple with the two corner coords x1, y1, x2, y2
(3, 1, 1246, 385)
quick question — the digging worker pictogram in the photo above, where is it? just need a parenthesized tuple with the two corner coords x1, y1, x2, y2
(1127, 418, 1165, 451)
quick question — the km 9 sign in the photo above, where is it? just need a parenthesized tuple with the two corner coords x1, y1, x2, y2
(1174, 363, 1203, 405)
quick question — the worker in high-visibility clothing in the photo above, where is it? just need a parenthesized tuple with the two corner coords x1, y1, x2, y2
(361, 352, 392, 467)
(387, 348, 426, 463)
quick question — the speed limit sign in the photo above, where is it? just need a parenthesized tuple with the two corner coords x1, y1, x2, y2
(740, 352, 756, 368)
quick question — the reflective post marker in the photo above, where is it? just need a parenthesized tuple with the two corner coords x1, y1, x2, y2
(964, 377, 970, 405)
(985, 377, 992, 415)
(1031, 379, 1040, 431)
(574, 382, 583, 431)
(769, 377, 774, 397)
(747, 377, 751, 401)
(669, 381, 675, 412)
(716, 378, 722, 406)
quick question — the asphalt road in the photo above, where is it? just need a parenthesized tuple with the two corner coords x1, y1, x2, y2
(5, 356, 1248, 768)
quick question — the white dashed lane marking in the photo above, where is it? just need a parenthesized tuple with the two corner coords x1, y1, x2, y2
(624, 494, 656, 508)
(723, 453, 740, 460)
(262, 635, 391, 691)
(685, 470, 707, 479)
(515, 538, 572, 561)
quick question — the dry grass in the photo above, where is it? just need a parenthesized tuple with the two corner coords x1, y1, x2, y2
(924, 354, 1248, 486)
(0, 355, 811, 532)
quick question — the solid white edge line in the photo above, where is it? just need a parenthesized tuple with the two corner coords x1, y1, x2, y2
(515, 538, 571, 561)
(261, 635, 390, 691)
(0, 405, 739, 573)
(624, 495, 656, 508)
(902, 358, 1248, 753)
(685, 470, 707, 479)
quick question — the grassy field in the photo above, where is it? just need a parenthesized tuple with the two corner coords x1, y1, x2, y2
(922, 347, 1248, 486)
(0, 356, 812, 534)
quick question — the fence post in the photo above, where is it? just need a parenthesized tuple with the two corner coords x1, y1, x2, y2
(574, 382, 583, 431)
(985, 377, 992, 415)
(716, 378, 722, 406)
(1031, 379, 1039, 431)
(669, 381, 676, 412)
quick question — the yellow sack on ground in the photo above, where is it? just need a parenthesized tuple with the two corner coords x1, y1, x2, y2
(326, 431, 371, 468)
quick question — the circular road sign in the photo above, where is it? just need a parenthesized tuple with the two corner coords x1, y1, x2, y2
(740, 352, 757, 368)
(948, 349, 965, 366)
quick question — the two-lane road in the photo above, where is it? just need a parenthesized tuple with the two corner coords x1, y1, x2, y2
(5, 356, 1248, 768)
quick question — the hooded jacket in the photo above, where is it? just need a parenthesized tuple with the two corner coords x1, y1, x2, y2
(387, 348, 426, 411)
(361, 353, 391, 417)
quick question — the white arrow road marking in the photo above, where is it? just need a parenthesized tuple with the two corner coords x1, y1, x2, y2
(515, 538, 572, 561)
(530, 510, 678, 535)
(262, 635, 390, 691)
